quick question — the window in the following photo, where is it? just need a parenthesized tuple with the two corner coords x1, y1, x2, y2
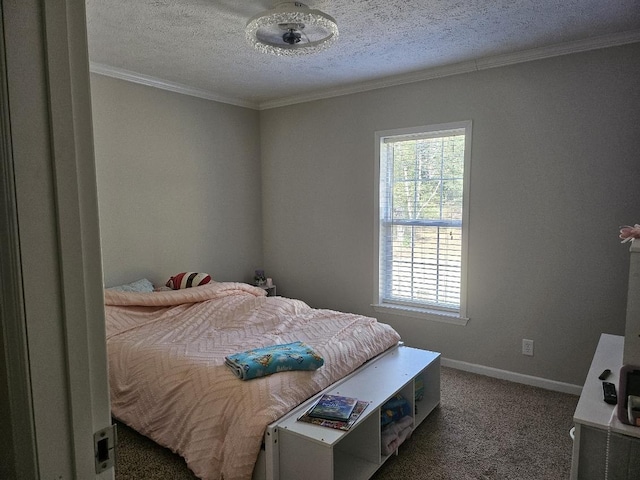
(374, 121, 471, 325)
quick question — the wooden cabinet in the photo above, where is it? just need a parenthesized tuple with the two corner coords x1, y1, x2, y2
(273, 345, 440, 480)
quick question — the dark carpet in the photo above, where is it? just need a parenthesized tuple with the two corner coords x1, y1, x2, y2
(115, 366, 579, 479)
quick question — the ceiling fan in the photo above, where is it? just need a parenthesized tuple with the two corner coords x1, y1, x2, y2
(246, 2, 339, 56)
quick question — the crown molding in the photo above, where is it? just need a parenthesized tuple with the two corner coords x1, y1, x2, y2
(90, 29, 640, 111)
(259, 29, 640, 110)
(89, 62, 260, 110)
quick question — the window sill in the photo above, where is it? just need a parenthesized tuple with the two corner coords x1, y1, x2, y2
(371, 303, 469, 326)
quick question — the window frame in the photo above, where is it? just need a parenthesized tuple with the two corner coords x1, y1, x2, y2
(373, 121, 472, 326)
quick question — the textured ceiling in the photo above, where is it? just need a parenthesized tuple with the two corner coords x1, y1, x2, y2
(85, 0, 640, 109)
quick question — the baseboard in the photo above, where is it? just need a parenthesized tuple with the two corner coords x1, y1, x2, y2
(441, 357, 583, 396)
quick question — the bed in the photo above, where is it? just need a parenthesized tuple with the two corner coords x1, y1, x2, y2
(104, 281, 401, 480)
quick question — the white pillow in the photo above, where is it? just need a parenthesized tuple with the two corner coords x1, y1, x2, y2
(107, 278, 155, 293)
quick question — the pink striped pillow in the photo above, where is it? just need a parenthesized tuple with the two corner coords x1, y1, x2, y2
(165, 272, 212, 289)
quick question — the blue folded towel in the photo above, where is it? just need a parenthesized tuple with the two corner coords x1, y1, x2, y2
(225, 341, 324, 380)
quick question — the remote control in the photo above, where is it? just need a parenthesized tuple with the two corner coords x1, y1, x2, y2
(602, 381, 617, 405)
(599, 369, 611, 380)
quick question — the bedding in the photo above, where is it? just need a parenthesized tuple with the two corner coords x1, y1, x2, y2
(104, 281, 401, 480)
(224, 341, 324, 380)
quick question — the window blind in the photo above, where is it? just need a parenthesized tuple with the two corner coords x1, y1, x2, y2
(379, 130, 466, 312)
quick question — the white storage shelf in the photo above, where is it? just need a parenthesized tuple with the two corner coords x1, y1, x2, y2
(276, 345, 440, 480)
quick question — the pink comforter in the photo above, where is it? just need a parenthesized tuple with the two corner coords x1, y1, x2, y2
(104, 282, 401, 480)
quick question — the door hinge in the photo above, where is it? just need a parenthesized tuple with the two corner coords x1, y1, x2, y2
(94, 424, 117, 474)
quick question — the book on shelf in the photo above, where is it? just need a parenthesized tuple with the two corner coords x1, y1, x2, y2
(308, 393, 359, 421)
(298, 396, 370, 431)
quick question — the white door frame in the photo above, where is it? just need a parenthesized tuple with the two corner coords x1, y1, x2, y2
(0, 1, 112, 478)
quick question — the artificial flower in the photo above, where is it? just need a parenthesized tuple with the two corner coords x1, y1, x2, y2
(619, 224, 640, 243)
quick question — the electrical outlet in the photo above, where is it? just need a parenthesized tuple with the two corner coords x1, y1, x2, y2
(522, 339, 534, 356)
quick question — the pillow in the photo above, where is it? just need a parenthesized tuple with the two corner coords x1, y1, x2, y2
(166, 272, 212, 289)
(107, 278, 155, 293)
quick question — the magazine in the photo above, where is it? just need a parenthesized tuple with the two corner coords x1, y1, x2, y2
(298, 399, 370, 431)
(307, 394, 359, 421)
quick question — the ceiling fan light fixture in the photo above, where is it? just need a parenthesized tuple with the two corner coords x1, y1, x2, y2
(246, 2, 339, 56)
(282, 29, 302, 45)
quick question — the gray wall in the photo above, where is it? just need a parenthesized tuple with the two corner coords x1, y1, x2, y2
(260, 43, 640, 386)
(91, 74, 263, 287)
